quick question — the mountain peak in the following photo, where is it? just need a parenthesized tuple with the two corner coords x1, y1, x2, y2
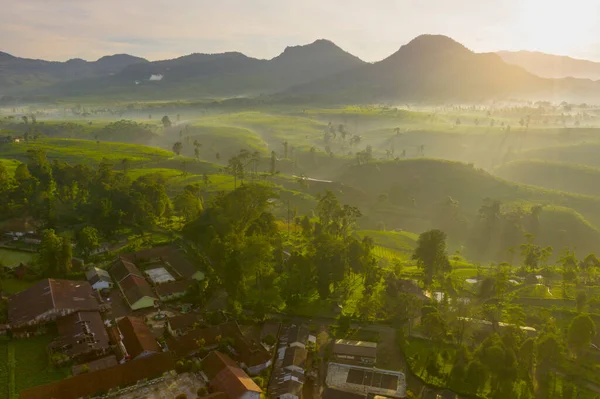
(279, 39, 344, 56)
(403, 34, 470, 54)
(96, 54, 147, 63)
(0, 51, 14, 59)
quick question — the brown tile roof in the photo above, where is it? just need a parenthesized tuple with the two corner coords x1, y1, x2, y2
(19, 353, 175, 399)
(283, 346, 307, 370)
(122, 246, 199, 279)
(167, 322, 271, 369)
(203, 351, 240, 380)
(203, 351, 262, 399)
(117, 316, 159, 359)
(119, 274, 157, 307)
(155, 279, 193, 298)
(110, 257, 143, 283)
(167, 325, 222, 357)
(8, 279, 99, 327)
(49, 311, 109, 358)
(219, 322, 271, 369)
(333, 339, 377, 359)
(167, 313, 202, 332)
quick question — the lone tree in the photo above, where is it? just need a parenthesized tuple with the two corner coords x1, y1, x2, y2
(161, 115, 172, 128)
(412, 229, 451, 287)
(567, 314, 596, 358)
(172, 142, 183, 156)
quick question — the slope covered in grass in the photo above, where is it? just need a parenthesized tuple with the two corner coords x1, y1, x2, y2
(494, 160, 600, 197)
(0, 138, 173, 164)
(337, 159, 600, 257)
(184, 124, 268, 159)
(355, 230, 418, 252)
(514, 142, 600, 168)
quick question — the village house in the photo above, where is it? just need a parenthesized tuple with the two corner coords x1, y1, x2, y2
(202, 351, 262, 399)
(8, 279, 99, 330)
(155, 279, 194, 301)
(19, 352, 176, 399)
(282, 346, 307, 374)
(332, 339, 377, 365)
(110, 257, 157, 310)
(167, 321, 272, 375)
(272, 371, 305, 399)
(117, 316, 160, 360)
(121, 245, 205, 281)
(326, 363, 406, 398)
(47, 311, 110, 364)
(287, 324, 315, 349)
(85, 267, 114, 291)
(166, 313, 202, 337)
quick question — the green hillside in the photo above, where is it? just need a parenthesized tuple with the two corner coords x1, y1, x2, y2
(183, 125, 268, 160)
(337, 159, 600, 258)
(0, 138, 174, 164)
(514, 142, 600, 168)
(494, 160, 600, 197)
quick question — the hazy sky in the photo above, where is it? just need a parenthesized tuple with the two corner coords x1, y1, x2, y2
(2, 0, 599, 62)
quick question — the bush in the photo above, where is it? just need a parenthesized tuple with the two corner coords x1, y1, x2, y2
(262, 333, 276, 346)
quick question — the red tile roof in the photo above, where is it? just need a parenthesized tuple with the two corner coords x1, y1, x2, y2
(49, 311, 109, 358)
(19, 353, 176, 399)
(203, 351, 240, 380)
(8, 279, 99, 327)
(155, 279, 193, 298)
(119, 274, 157, 307)
(122, 246, 199, 279)
(203, 351, 262, 399)
(110, 257, 142, 283)
(117, 316, 159, 359)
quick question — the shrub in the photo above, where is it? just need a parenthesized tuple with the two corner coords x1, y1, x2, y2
(262, 333, 276, 346)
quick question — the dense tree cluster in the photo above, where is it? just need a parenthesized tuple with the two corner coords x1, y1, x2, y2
(184, 187, 380, 312)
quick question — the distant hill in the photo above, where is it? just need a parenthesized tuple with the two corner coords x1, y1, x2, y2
(0, 53, 147, 94)
(513, 142, 600, 169)
(336, 158, 600, 259)
(498, 51, 600, 80)
(4, 36, 600, 102)
(494, 160, 600, 198)
(32, 40, 366, 99)
(285, 35, 600, 102)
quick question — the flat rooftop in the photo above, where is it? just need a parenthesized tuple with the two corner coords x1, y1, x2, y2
(145, 267, 175, 284)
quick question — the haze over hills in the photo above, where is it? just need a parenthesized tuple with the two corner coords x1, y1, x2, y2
(2, 35, 600, 102)
(285, 35, 600, 102)
(0, 53, 148, 93)
(13, 39, 366, 99)
(498, 50, 600, 80)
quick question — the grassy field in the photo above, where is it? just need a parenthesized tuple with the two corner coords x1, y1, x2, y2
(0, 338, 8, 399)
(2, 278, 40, 295)
(0, 159, 20, 175)
(0, 138, 173, 164)
(356, 230, 418, 252)
(494, 159, 600, 198)
(13, 334, 71, 394)
(0, 249, 34, 267)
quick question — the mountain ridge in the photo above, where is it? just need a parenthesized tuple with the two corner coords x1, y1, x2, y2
(497, 50, 600, 80)
(2, 35, 600, 102)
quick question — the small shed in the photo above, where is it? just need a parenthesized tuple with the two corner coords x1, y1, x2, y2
(85, 267, 114, 291)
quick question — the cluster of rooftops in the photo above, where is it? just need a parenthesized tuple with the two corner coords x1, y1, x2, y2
(3, 244, 414, 399)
